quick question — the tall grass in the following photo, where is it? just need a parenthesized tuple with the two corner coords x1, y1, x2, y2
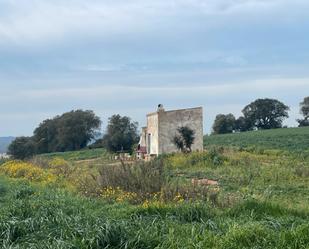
(1, 138, 309, 248)
(97, 159, 164, 194)
(0, 176, 308, 249)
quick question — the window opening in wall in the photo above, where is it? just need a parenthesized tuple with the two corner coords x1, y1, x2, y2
(147, 133, 151, 154)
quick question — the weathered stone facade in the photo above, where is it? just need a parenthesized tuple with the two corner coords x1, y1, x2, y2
(137, 105, 203, 157)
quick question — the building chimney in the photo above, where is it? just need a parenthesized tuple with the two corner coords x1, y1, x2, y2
(157, 104, 165, 112)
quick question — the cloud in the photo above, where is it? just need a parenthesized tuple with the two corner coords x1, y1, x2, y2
(9, 77, 307, 100)
(0, 0, 308, 46)
(0, 75, 307, 135)
(0, 0, 308, 135)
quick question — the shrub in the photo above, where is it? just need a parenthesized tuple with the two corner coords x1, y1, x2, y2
(99, 187, 138, 203)
(48, 157, 72, 177)
(97, 159, 164, 197)
(208, 147, 226, 166)
(0, 161, 55, 183)
(96, 158, 220, 203)
(29, 156, 50, 169)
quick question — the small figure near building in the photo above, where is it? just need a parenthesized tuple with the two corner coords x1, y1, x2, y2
(137, 105, 203, 159)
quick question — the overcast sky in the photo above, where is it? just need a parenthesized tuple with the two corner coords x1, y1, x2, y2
(1, 0, 309, 136)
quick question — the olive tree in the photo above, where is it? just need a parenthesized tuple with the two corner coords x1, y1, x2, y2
(173, 126, 195, 153)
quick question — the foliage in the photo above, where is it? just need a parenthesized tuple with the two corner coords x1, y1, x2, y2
(242, 98, 290, 130)
(48, 157, 72, 177)
(0, 170, 308, 248)
(0, 161, 55, 183)
(97, 159, 164, 198)
(172, 135, 184, 152)
(33, 118, 58, 154)
(7, 137, 36, 159)
(1, 127, 309, 248)
(33, 109, 101, 153)
(234, 116, 252, 132)
(297, 118, 309, 127)
(212, 114, 236, 134)
(102, 114, 139, 153)
(8, 110, 101, 159)
(300, 96, 309, 119)
(172, 126, 195, 152)
(297, 96, 309, 127)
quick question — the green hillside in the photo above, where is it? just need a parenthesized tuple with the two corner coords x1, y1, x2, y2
(204, 127, 309, 152)
(38, 148, 110, 161)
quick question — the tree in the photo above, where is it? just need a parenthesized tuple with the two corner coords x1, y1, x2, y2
(7, 137, 36, 159)
(242, 98, 289, 130)
(172, 126, 195, 153)
(33, 118, 58, 154)
(297, 119, 309, 127)
(234, 116, 253, 132)
(33, 110, 101, 153)
(103, 115, 139, 153)
(300, 96, 309, 118)
(173, 135, 185, 152)
(212, 114, 236, 134)
(56, 110, 101, 151)
(9, 110, 102, 158)
(297, 97, 309, 127)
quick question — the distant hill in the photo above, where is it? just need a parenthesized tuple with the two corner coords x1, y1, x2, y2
(0, 137, 15, 153)
(204, 127, 309, 152)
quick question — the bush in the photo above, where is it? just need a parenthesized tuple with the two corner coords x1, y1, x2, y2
(48, 157, 72, 177)
(0, 161, 55, 183)
(208, 147, 226, 166)
(98, 159, 164, 197)
(96, 157, 222, 204)
(7, 136, 36, 159)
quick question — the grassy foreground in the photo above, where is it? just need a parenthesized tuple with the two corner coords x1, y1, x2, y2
(0, 176, 308, 249)
(204, 127, 309, 152)
(0, 129, 309, 248)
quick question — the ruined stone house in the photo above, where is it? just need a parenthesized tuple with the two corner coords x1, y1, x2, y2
(137, 105, 203, 158)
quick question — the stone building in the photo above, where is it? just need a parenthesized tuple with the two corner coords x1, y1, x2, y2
(137, 105, 203, 158)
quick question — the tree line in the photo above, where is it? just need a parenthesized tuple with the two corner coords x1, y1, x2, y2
(8, 111, 139, 159)
(212, 97, 309, 134)
(8, 96, 309, 158)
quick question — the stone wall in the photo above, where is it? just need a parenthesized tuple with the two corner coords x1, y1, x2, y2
(158, 107, 203, 154)
(146, 113, 159, 155)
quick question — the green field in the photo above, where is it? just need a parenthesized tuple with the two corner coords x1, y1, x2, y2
(204, 127, 309, 152)
(38, 148, 110, 161)
(0, 169, 308, 249)
(0, 128, 309, 248)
